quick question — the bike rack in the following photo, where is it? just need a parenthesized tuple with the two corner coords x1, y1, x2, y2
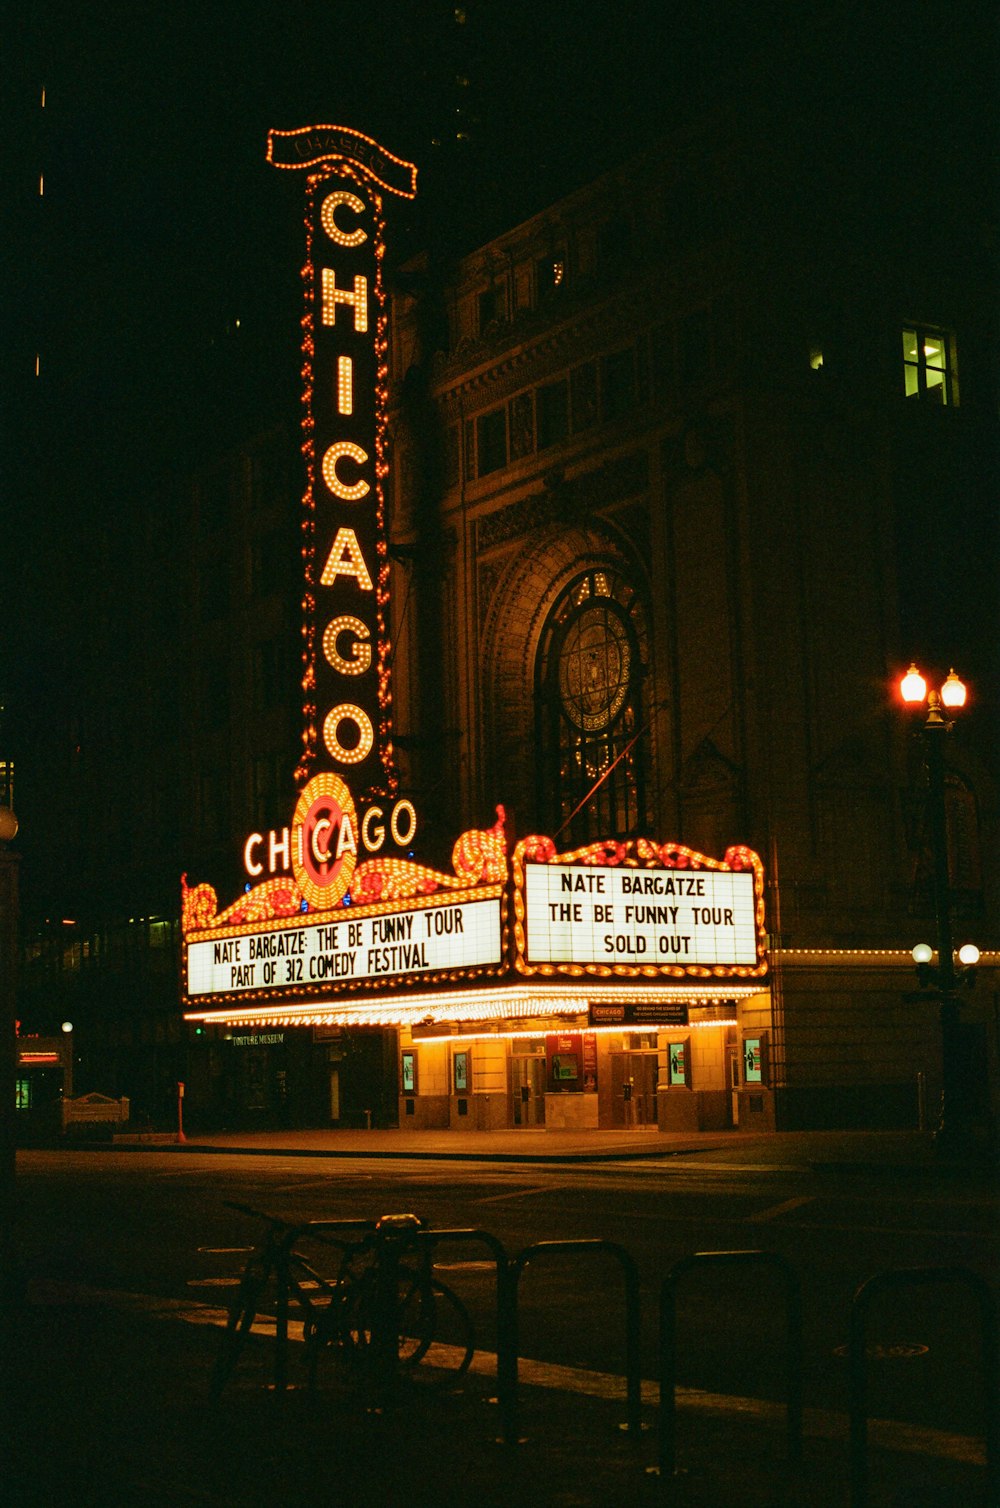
(414, 1227, 512, 1424)
(271, 1217, 377, 1394)
(363, 1221, 511, 1408)
(658, 1250, 803, 1484)
(848, 1265, 999, 1508)
(502, 1239, 643, 1446)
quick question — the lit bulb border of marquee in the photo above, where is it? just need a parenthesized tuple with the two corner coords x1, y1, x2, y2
(296, 161, 396, 796)
(181, 879, 509, 1010)
(510, 836, 769, 982)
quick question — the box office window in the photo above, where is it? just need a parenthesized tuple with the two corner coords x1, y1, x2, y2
(742, 1034, 769, 1086)
(667, 1039, 690, 1088)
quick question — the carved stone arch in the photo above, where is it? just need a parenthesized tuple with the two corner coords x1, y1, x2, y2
(480, 519, 652, 833)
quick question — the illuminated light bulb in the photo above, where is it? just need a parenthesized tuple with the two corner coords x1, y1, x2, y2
(899, 664, 927, 705)
(957, 943, 980, 966)
(940, 669, 966, 709)
(911, 942, 933, 965)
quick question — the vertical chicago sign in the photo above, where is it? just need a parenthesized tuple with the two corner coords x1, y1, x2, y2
(269, 126, 418, 912)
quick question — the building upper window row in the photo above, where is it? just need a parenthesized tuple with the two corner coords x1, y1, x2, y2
(475, 251, 569, 336)
(453, 303, 729, 485)
(461, 346, 646, 482)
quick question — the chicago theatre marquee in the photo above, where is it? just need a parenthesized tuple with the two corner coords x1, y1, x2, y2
(181, 126, 774, 1133)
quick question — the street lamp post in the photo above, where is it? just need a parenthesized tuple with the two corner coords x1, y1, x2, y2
(0, 806, 20, 1319)
(899, 665, 971, 1153)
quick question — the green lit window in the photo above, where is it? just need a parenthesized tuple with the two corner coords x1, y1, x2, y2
(902, 326, 955, 405)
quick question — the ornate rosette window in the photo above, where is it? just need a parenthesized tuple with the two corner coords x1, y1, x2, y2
(536, 567, 649, 844)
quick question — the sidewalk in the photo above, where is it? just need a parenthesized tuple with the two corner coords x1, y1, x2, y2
(107, 1123, 997, 1178)
(8, 1282, 994, 1506)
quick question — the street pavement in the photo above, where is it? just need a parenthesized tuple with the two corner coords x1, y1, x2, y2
(115, 1122, 998, 1177)
(9, 1127, 997, 1505)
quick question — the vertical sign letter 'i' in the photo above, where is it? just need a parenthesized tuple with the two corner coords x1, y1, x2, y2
(266, 125, 417, 820)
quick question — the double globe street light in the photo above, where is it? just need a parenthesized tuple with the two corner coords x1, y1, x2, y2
(898, 664, 977, 1152)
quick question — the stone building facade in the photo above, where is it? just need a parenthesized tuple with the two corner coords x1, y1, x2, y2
(384, 118, 998, 1132)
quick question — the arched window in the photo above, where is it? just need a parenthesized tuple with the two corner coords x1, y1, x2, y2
(535, 566, 649, 844)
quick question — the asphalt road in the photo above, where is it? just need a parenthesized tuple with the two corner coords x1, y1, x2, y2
(15, 1148, 998, 1443)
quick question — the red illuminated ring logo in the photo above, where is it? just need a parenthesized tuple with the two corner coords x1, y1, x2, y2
(291, 773, 358, 910)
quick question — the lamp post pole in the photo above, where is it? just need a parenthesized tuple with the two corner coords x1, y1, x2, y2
(900, 666, 968, 1154)
(0, 807, 20, 1321)
(920, 702, 962, 1150)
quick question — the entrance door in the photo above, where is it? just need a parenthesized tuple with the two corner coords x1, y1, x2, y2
(727, 1047, 740, 1127)
(511, 1057, 546, 1126)
(611, 1052, 658, 1127)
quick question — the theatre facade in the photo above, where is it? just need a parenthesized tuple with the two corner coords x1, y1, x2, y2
(181, 119, 998, 1137)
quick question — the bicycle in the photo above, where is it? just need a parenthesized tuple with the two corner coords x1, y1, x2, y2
(210, 1202, 373, 1398)
(210, 1203, 475, 1399)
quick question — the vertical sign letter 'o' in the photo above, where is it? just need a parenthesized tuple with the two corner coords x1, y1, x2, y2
(266, 124, 417, 800)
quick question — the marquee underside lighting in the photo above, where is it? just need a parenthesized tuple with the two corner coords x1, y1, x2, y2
(184, 980, 765, 1030)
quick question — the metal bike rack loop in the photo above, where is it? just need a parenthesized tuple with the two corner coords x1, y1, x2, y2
(658, 1250, 803, 1484)
(503, 1239, 643, 1446)
(848, 1265, 999, 1507)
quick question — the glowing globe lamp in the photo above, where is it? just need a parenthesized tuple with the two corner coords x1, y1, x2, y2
(900, 665, 927, 705)
(940, 670, 967, 709)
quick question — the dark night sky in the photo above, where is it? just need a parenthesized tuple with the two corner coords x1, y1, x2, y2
(9, 0, 993, 498)
(3, 0, 995, 907)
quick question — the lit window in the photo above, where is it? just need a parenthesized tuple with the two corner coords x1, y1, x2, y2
(536, 255, 566, 300)
(902, 325, 955, 405)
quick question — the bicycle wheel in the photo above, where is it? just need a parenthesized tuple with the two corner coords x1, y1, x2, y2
(211, 1262, 269, 1398)
(305, 1271, 371, 1387)
(397, 1276, 474, 1383)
